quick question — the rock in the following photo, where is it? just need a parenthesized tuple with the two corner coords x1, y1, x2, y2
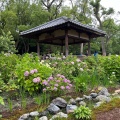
(98, 87, 110, 96)
(39, 110, 49, 117)
(18, 113, 29, 120)
(83, 95, 92, 101)
(50, 112, 68, 120)
(66, 104, 77, 113)
(90, 93, 98, 98)
(69, 98, 76, 105)
(75, 97, 84, 102)
(96, 95, 111, 102)
(94, 102, 103, 108)
(47, 103, 60, 114)
(52, 97, 67, 108)
(115, 89, 120, 94)
(79, 101, 86, 106)
(30, 111, 39, 117)
(39, 116, 48, 120)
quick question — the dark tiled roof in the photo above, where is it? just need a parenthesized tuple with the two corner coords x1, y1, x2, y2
(20, 16, 106, 36)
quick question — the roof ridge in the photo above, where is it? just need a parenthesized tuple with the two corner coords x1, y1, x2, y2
(20, 16, 68, 34)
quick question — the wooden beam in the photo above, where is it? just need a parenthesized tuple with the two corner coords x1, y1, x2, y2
(65, 30, 69, 56)
(88, 42, 91, 56)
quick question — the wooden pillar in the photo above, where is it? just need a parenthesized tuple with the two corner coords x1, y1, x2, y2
(65, 30, 69, 56)
(88, 42, 91, 56)
(80, 43, 83, 55)
(37, 42, 40, 56)
(61, 45, 64, 54)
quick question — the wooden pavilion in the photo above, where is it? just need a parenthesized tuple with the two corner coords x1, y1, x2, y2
(20, 16, 106, 56)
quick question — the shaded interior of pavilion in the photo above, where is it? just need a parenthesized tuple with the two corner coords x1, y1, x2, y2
(20, 16, 106, 58)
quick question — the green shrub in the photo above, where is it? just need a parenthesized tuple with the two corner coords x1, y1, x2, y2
(74, 106, 91, 120)
(15, 53, 52, 95)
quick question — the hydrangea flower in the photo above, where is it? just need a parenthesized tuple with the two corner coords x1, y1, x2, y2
(55, 84, 58, 87)
(42, 80, 48, 85)
(60, 86, 65, 90)
(33, 78, 38, 83)
(71, 62, 74, 65)
(48, 76, 53, 81)
(34, 69, 38, 73)
(66, 86, 70, 90)
(36, 77, 40, 83)
(24, 71, 29, 77)
(54, 87, 58, 91)
(43, 88, 47, 92)
(80, 68, 84, 71)
(30, 70, 34, 74)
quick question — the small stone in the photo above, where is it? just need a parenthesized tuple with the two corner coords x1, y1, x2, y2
(52, 97, 67, 108)
(18, 113, 29, 120)
(50, 112, 68, 120)
(30, 111, 39, 117)
(83, 95, 92, 101)
(39, 116, 48, 120)
(115, 89, 120, 94)
(47, 103, 60, 114)
(75, 97, 83, 102)
(39, 110, 49, 117)
(66, 105, 77, 113)
(90, 93, 98, 98)
(94, 102, 103, 108)
(79, 101, 86, 106)
(69, 98, 76, 105)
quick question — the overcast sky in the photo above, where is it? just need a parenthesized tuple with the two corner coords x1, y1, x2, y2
(101, 0, 120, 12)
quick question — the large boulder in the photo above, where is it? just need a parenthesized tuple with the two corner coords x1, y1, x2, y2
(98, 87, 110, 96)
(52, 97, 67, 108)
(95, 95, 111, 102)
(47, 103, 60, 114)
(66, 105, 77, 113)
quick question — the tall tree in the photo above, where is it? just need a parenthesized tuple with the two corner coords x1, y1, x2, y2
(90, 0, 114, 56)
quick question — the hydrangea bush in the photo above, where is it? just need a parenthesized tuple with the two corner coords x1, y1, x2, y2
(42, 74, 72, 96)
(15, 53, 52, 95)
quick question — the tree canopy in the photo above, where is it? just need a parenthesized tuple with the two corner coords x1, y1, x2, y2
(0, 0, 119, 55)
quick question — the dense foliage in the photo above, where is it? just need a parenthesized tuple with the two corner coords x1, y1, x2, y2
(0, 0, 120, 55)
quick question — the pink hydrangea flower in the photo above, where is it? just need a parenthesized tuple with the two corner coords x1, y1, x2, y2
(34, 69, 38, 73)
(54, 87, 57, 91)
(33, 78, 38, 83)
(69, 84, 72, 87)
(60, 86, 65, 90)
(76, 59, 81, 62)
(66, 86, 71, 90)
(36, 77, 40, 83)
(67, 80, 71, 83)
(43, 88, 47, 92)
(56, 80, 60, 83)
(57, 74, 61, 77)
(54, 84, 58, 87)
(24, 71, 29, 77)
(63, 79, 68, 83)
(42, 80, 48, 85)
(71, 62, 74, 65)
(30, 70, 34, 74)
(60, 75, 65, 79)
(48, 76, 53, 81)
